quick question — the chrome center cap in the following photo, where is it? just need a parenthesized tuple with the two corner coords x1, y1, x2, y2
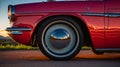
(50, 29, 71, 49)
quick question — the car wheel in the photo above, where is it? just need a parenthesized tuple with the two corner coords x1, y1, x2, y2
(37, 16, 84, 60)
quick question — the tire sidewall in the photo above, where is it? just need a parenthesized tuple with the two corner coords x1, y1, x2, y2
(37, 16, 84, 60)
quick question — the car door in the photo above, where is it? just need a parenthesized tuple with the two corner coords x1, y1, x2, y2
(105, 0, 120, 48)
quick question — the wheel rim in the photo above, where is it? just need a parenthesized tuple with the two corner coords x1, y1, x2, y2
(41, 20, 80, 57)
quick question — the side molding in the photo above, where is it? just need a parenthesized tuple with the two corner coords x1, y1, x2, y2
(82, 12, 120, 17)
(6, 27, 32, 35)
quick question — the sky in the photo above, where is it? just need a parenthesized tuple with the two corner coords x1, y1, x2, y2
(0, 0, 47, 30)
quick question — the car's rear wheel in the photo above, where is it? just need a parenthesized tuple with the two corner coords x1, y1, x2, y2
(37, 16, 84, 60)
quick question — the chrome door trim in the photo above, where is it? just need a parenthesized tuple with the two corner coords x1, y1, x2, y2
(82, 12, 120, 17)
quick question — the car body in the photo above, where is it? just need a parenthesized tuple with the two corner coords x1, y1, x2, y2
(6, 0, 120, 60)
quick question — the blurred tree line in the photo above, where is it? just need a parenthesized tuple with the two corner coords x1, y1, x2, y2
(0, 35, 18, 46)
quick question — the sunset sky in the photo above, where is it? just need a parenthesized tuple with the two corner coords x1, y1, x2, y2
(0, 0, 47, 30)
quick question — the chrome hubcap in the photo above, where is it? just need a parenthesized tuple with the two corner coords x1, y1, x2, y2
(42, 21, 79, 57)
(50, 29, 71, 49)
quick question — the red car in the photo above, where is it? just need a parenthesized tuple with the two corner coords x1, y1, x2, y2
(6, 0, 120, 60)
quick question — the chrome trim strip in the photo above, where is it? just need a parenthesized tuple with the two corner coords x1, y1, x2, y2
(108, 13, 120, 17)
(6, 27, 32, 31)
(17, 11, 83, 14)
(18, 11, 120, 17)
(95, 48, 120, 52)
(6, 27, 32, 35)
(82, 12, 105, 16)
(82, 12, 120, 17)
(10, 31, 22, 35)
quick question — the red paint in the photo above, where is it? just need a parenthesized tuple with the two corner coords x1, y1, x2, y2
(105, 0, 120, 48)
(8, 0, 120, 49)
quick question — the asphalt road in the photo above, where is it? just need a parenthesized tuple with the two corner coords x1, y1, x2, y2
(0, 50, 120, 67)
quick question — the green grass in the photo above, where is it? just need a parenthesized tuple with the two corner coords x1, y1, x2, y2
(0, 44, 39, 50)
(0, 44, 90, 50)
(81, 46, 91, 50)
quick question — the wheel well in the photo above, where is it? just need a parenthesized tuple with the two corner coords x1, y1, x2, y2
(68, 16, 92, 46)
(31, 15, 92, 47)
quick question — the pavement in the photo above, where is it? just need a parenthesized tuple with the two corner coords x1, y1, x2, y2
(0, 50, 120, 67)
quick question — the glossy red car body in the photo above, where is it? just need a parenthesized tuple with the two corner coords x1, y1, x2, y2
(7, 0, 120, 51)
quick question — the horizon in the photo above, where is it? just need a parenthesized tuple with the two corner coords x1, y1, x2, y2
(0, 30, 8, 37)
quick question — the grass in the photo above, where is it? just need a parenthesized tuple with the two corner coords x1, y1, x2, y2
(0, 44, 39, 50)
(82, 46, 91, 50)
(0, 44, 90, 50)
